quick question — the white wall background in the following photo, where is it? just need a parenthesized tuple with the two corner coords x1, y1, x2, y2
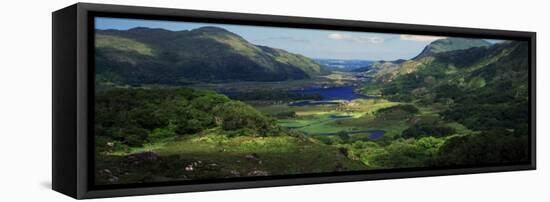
(0, 0, 547, 201)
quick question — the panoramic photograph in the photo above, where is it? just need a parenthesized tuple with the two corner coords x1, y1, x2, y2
(93, 17, 529, 185)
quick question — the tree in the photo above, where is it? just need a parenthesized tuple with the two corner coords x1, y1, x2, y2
(336, 131, 350, 142)
(437, 130, 528, 166)
(402, 123, 456, 139)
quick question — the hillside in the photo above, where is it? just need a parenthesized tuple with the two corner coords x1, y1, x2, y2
(95, 27, 326, 85)
(94, 87, 366, 184)
(355, 40, 530, 166)
(365, 38, 494, 83)
(377, 41, 528, 130)
(413, 37, 491, 59)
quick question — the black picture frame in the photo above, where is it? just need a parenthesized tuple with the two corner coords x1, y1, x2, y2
(52, 2, 536, 199)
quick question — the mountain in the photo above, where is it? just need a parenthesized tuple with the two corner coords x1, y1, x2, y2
(413, 37, 491, 59)
(350, 59, 404, 73)
(376, 41, 528, 130)
(365, 38, 493, 83)
(95, 26, 326, 85)
(358, 58, 420, 82)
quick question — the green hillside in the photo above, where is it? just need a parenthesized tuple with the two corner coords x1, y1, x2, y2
(95, 27, 327, 85)
(364, 41, 529, 165)
(366, 39, 500, 83)
(414, 37, 491, 59)
(94, 88, 366, 184)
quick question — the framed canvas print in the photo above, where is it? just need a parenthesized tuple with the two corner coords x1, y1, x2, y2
(52, 3, 536, 199)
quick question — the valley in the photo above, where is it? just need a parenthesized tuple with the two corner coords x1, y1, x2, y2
(93, 25, 530, 185)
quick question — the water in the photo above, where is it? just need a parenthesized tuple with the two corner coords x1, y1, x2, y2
(288, 86, 366, 106)
(365, 130, 385, 139)
(288, 101, 339, 106)
(328, 114, 353, 119)
(314, 59, 374, 70)
(294, 86, 367, 101)
(319, 130, 386, 139)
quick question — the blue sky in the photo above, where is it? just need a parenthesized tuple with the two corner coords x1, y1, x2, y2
(96, 17, 498, 61)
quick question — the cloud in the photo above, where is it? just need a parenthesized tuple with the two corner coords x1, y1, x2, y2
(327, 33, 346, 40)
(400, 34, 446, 42)
(328, 33, 384, 44)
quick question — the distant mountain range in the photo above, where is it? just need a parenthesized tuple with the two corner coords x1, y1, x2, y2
(96, 27, 505, 87)
(314, 59, 375, 72)
(95, 26, 327, 84)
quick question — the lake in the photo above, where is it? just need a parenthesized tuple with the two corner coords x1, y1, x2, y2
(288, 101, 339, 106)
(328, 114, 353, 119)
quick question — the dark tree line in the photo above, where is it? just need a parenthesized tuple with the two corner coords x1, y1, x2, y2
(95, 87, 287, 152)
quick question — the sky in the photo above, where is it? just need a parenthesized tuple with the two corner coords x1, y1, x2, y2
(95, 17, 499, 61)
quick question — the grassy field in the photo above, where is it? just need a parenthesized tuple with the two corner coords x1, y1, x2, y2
(96, 130, 367, 185)
(253, 98, 405, 136)
(255, 95, 473, 143)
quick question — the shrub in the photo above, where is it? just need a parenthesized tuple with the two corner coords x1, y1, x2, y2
(336, 131, 351, 143)
(149, 121, 178, 141)
(437, 130, 528, 166)
(375, 104, 419, 120)
(213, 101, 272, 134)
(377, 104, 419, 114)
(371, 140, 425, 168)
(402, 123, 456, 139)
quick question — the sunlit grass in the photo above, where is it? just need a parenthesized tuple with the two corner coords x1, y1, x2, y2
(96, 34, 154, 56)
